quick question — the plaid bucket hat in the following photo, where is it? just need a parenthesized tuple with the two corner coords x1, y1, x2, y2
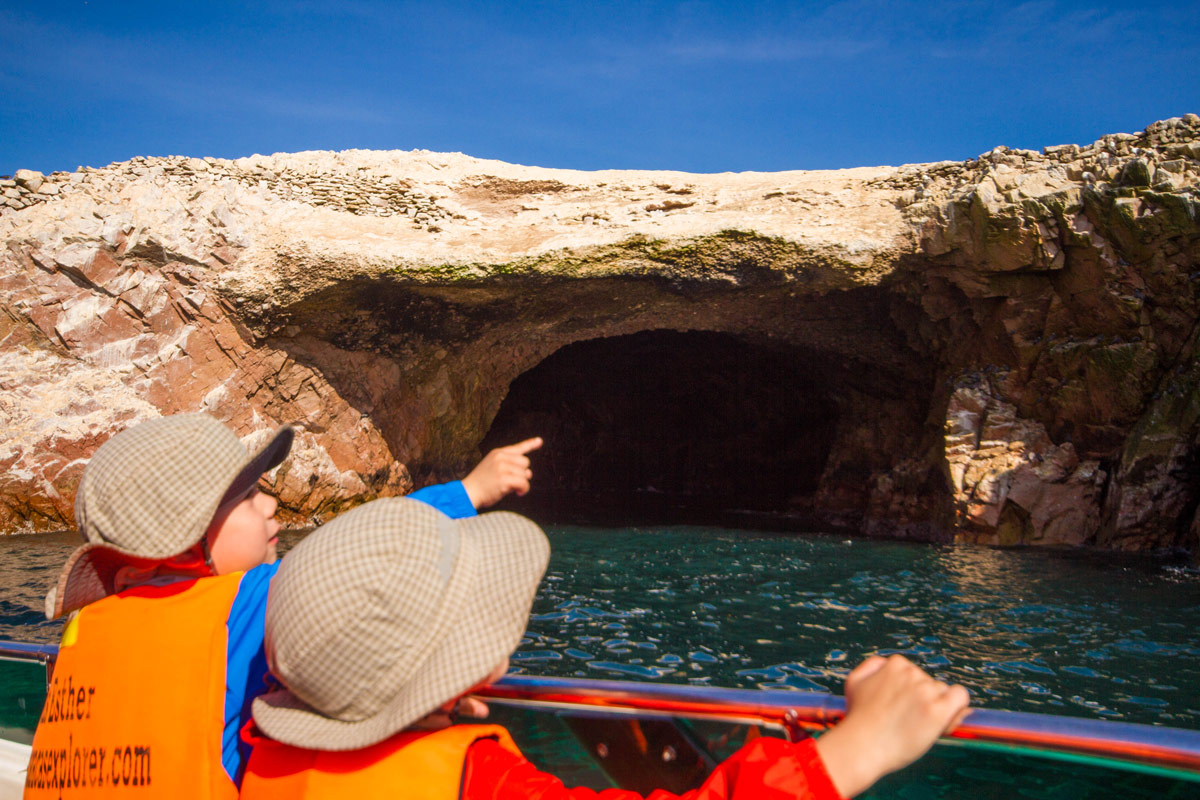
(46, 413, 294, 619)
(252, 497, 550, 751)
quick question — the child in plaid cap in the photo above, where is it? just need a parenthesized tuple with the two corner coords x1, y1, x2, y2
(24, 414, 540, 799)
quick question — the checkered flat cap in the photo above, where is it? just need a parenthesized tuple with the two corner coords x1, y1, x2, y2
(46, 413, 293, 619)
(252, 498, 550, 751)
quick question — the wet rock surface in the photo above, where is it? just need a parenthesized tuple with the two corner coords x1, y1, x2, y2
(2, 115, 1199, 550)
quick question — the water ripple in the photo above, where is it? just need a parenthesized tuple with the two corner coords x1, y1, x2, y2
(3, 526, 1199, 729)
(517, 525, 1200, 727)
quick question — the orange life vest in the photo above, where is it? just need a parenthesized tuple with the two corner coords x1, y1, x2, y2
(23, 573, 244, 799)
(239, 724, 522, 799)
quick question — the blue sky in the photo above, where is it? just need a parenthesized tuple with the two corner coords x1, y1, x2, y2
(2, 1, 1197, 175)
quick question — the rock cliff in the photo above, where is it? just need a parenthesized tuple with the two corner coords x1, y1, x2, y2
(3, 115, 1199, 550)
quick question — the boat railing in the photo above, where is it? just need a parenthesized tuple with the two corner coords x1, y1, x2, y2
(2, 640, 1199, 782)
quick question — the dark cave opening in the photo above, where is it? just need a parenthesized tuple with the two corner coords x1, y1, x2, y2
(480, 330, 839, 527)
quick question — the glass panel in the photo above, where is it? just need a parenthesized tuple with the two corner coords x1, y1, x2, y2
(677, 718, 785, 762)
(0, 658, 48, 745)
(489, 702, 1196, 799)
(484, 704, 614, 790)
(863, 744, 1194, 800)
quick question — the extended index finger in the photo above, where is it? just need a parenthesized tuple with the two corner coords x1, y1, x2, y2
(502, 436, 544, 455)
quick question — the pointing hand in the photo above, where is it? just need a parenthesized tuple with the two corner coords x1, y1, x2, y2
(461, 437, 544, 510)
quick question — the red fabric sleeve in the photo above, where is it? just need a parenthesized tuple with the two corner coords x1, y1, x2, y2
(463, 736, 847, 800)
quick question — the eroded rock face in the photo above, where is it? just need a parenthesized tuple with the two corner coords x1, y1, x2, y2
(944, 374, 1105, 546)
(2, 115, 1199, 550)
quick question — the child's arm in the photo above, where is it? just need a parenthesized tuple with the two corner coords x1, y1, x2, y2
(460, 437, 543, 510)
(408, 437, 543, 518)
(814, 655, 970, 798)
(407, 482, 477, 518)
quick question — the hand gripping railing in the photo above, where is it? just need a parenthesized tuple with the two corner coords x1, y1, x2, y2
(476, 674, 1200, 783)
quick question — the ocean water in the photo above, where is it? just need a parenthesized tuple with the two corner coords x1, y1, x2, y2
(3, 525, 1200, 796)
(520, 525, 1200, 729)
(3, 525, 1199, 725)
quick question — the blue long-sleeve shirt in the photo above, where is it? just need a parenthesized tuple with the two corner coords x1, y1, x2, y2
(220, 481, 475, 784)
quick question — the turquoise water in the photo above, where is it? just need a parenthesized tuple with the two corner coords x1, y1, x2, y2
(519, 525, 1200, 729)
(3, 525, 1200, 796)
(3, 525, 1200, 726)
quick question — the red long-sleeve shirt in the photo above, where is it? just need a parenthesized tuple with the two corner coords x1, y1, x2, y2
(462, 735, 847, 800)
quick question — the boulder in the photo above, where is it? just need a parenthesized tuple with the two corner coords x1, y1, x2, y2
(13, 169, 44, 192)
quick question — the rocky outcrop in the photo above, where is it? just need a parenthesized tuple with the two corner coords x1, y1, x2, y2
(2, 115, 1199, 551)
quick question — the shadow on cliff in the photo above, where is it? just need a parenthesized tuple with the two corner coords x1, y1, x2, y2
(475, 327, 952, 535)
(262, 276, 954, 538)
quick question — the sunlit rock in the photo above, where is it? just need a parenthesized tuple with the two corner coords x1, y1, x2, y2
(2, 117, 1199, 550)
